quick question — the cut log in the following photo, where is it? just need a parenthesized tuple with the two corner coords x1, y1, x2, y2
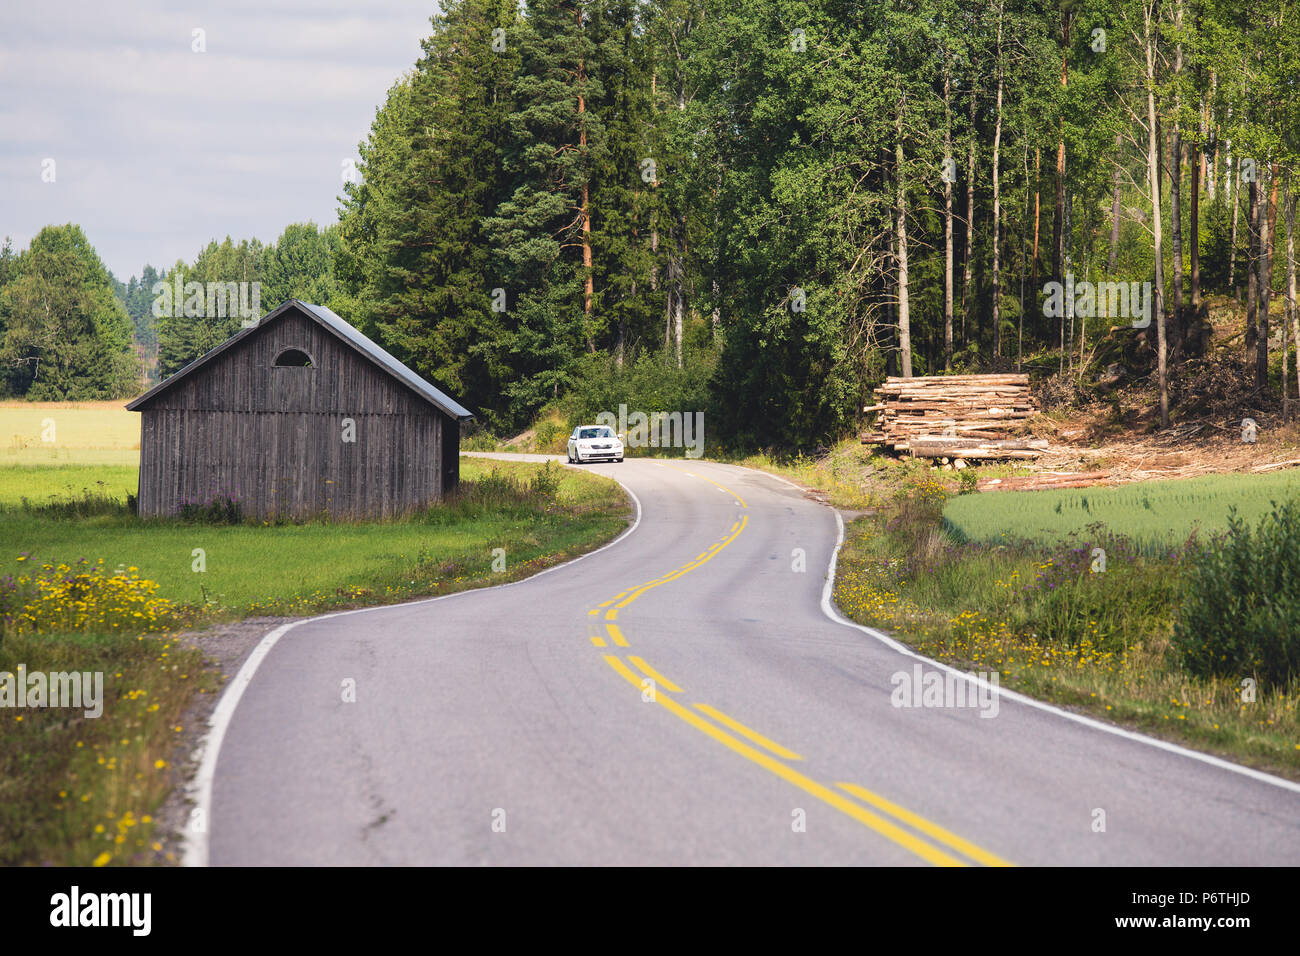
(862, 373, 1041, 459)
(1252, 458, 1300, 473)
(977, 471, 1112, 492)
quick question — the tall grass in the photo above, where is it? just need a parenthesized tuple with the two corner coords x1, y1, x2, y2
(835, 475, 1300, 777)
(1174, 500, 1300, 685)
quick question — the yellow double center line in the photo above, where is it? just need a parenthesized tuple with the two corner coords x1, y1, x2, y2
(591, 465, 1012, 866)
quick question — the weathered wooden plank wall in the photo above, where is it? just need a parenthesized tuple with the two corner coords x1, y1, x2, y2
(135, 310, 453, 519)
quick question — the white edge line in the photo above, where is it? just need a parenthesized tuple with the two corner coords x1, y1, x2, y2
(183, 458, 643, 867)
(819, 509, 1300, 796)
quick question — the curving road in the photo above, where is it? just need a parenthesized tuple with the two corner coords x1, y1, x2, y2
(201, 456, 1300, 866)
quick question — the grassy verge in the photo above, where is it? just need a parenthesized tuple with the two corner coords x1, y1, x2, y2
(1, 628, 219, 866)
(721, 441, 886, 509)
(1, 456, 630, 865)
(831, 481, 1300, 779)
(717, 438, 1027, 510)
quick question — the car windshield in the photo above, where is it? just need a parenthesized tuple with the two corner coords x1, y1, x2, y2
(578, 427, 613, 439)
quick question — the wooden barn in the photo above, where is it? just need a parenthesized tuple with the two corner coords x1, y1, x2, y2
(127, 299, 474, 519)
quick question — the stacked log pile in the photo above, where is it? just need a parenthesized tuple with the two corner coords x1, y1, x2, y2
(862, 373, 1044, 459)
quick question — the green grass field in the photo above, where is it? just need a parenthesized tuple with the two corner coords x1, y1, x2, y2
(0, 457, 626, 615)
(0, 403, 627, 614)
(942, 470, 1300, 549)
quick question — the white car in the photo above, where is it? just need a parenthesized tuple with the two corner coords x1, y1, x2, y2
(567, 425, 624, 463)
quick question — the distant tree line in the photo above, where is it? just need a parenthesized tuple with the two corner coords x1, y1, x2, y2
(0, 222, 347, 398)
(4, 1, 1298, 447)
(336, 0, 1300, 443)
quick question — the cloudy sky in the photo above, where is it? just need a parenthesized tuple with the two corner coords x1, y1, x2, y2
(1, 0, 436, 280)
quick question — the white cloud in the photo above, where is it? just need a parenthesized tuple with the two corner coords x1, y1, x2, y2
(0, 0, 435, 277)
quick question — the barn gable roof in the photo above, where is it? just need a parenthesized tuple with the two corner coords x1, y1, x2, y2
(126, 299, 474, 419)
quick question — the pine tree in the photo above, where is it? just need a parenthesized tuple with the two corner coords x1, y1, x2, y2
(339, 0, 518, 426)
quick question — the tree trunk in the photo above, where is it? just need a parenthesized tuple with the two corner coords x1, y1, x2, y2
(1108, 133, 1123, 273)
(651, 223, 658, 293)
(1169, 129, 1184, 358)
(1065, 192, 1073, 373)
(896, 108, 912, 378)
(1286, 172, 1299, 412)
(711, 279, 720, 340)
(577, 42, 594, 349)
(1246, 177, 1259, 360)
(1198, 99, 1208, 192)
(944, 58, 954, 370)
(1258, 165, 1278, 388)
(665, 279, 674, 353)
(963, 88, 976, 351)
(1144, 14, 1168, 428)
(991, 7, 1004, 359)
(1168, 0, 1184, 358)
(1189, 132, 1201, 355)
(1208, 70, 1218, 199)
(1019, 142, 1029, 370)
(1229, 149, 1240, 293)
(1054, 11, 1070, 371)
(672, 82, 686, 367)
(1032, 148, 1041, 347)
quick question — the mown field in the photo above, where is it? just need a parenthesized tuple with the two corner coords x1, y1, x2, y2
(0, 402, 631, 866)
(1, 399, 139, 467)
(943, 470, 1300, 549)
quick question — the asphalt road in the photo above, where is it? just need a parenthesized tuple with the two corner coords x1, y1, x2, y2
(205, 456, 1300, 865)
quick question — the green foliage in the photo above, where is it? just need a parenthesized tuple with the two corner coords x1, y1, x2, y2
(560, 345, 717, 429)
(155, 237, 266, 376)
(120, 265, 161, 351)
(0, 226, 141, 399)
(534, 420, 567, 453)
(527, 460, 562, 499)
(260, 223, 345, 313)
(14, 0, 1297, 444)
(338, 0, 517, 428)
(459, 429, 503, 451)
(154, 224, 348, 376)
(1173, 500, 1300, 686)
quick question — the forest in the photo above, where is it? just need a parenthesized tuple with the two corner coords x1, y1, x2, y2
(2, 0, 1297, 451)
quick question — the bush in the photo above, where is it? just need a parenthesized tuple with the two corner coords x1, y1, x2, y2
(560, 347, 716, 432)
(460, 429, 501, 452)
(533, 420, 566, 454)
(1173, 499, 1300, 686)
(528, 461, 562, 500)
(1021, 531, 1182, 654)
